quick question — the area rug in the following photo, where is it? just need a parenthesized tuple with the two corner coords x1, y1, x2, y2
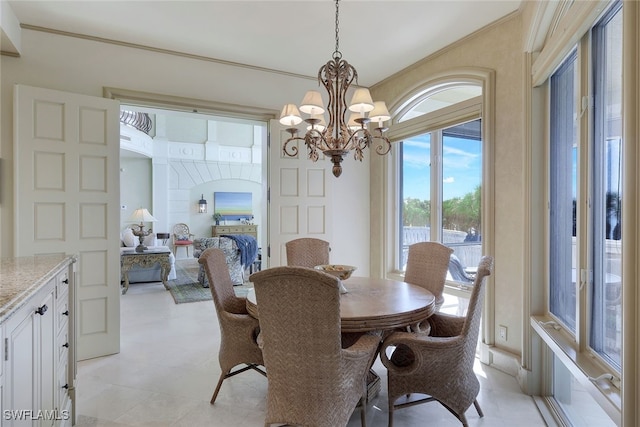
(167, 259, 253, 304)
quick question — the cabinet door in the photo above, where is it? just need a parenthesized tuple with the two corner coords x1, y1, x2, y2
(4, 304, 36, 426)
(3, 287, 56, 427)
(1, 325, 3, 427)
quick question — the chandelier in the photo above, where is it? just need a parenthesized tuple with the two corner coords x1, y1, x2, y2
(279, 0, 392, 178)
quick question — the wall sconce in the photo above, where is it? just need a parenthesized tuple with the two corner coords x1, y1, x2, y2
(198, 194, 207, 213)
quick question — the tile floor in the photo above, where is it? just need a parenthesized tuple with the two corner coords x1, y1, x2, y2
(74, 266, 547, 426)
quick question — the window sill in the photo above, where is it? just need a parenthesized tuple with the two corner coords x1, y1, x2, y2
(530, 315, 621, 424)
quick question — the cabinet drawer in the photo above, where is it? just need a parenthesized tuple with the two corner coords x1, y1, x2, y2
(55, 270, 69, 299)
(212, 225, 257, 236)
(57, 328, 69, 363)
(227, 227, 245, 233)
(56, 362, 71, 420)
(56, 290, 70, 334)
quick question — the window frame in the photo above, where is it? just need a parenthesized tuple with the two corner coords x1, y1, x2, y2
(532, 1, 624, 423)
(544, 0, 623, 376)
(387, 91, 486, 301)
(381, 70, 496, 359)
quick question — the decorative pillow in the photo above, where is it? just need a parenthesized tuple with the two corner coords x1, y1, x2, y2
(176, 234, 189, 241)
(122, 228, 137, 247)
(143, 233, 157, 247)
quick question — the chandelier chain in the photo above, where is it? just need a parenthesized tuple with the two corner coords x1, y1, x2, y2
(334, 0, 341, 59)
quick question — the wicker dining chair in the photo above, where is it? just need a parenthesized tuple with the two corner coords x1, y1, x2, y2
(285, 237, 330, 268)
(405, 242, 454, 312)
(250, 266, 380, 427)
(198, 248, 266, 404)
(379, 256, 494, 427)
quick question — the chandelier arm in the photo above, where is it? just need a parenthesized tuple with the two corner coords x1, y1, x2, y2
(306, 129, 331, 152)
(282, 136, 303, 157)
(343, 128, 370, 150)
(373, 133, 392, 156)
(343, 129, 391, 158)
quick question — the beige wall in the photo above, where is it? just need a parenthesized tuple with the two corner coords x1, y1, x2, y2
(0, 28, 372, 271)
(370, 14, 525, 356)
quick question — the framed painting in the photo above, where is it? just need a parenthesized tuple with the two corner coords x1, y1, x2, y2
(214, 192, 253, 220)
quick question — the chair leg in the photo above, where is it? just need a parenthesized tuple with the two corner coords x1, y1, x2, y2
(439, 401, 469, 427)
(473, 399, 484, 417)
(360, 402, 367, 427)
(210, 373, 226, 404)
(211, 364, 266, 404)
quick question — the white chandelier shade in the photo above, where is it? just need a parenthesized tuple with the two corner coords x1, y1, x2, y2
(348, 88, 375, 113)
(279, 104, 303, 127)
(300, 90, 326, 115)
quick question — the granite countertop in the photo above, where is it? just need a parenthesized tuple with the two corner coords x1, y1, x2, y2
(0, 254, 75, 323)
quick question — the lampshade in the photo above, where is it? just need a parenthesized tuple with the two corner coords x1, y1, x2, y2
(369, 101, 391, 124)
(279, 104, 303, 126)
(299, 90, 325, 115)
(128, 208, 157, 223)
(348, 88, 375, 113)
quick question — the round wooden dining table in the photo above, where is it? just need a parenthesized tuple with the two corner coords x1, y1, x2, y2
(245, 276, 436, 333)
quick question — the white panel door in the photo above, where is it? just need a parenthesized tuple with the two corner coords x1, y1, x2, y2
(268, 120, 333, 267)
(14, 84, 120, 360)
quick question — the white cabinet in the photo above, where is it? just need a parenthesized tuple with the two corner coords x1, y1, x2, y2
(1, 323, 3, 427)
(1, 260, 74, 427)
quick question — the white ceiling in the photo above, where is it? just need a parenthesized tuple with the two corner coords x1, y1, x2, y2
(7, 0, 522, 87)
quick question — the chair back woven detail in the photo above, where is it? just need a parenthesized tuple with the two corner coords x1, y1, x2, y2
(404, 242, 454, 311)
(250, 266, 379, 427)
(285, 237, 330, 268)
(380, 256, 494, 427)
(198, 248, 265, 404)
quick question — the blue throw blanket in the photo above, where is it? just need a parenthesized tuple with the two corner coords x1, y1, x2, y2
(222, 234, 258, 270)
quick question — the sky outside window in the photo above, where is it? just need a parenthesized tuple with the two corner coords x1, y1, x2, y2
(403, 132, 481, 202)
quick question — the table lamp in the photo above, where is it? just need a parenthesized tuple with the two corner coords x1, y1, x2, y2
(128, 208, 158, 252)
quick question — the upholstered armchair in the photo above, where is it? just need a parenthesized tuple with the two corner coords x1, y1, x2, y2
(193, 237, 244, 286)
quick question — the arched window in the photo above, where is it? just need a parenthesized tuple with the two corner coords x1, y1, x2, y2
(397, 83, 482, 122)
(388, 77, 489, 291)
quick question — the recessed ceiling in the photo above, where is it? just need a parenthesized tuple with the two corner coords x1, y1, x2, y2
(7, 0, 521, 87)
